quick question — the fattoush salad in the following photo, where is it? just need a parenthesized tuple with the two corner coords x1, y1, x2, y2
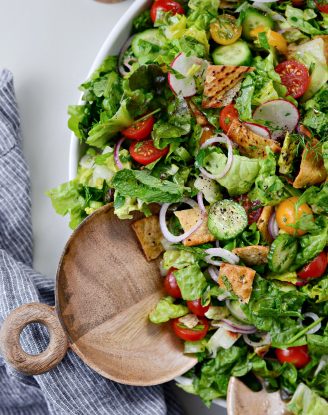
(48, 0, 328, 412)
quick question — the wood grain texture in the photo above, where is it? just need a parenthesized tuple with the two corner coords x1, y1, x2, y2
(227, 377, 291, 415)
(56, 204, 197, 385)
(0, 303, 68, 375)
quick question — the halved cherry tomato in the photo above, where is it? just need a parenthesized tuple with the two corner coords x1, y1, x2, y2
(172, 316, 209, 341)
(235, 195, 263, 225)
(250, 27, 288, 55)
(150, 0, 185, 23)
(210, 15, 242, 45)
(186, 299, 210, 317)
(219, 104, 239, 133)
(276, 196, 313, 236)
(164, 267, 181, 298)
(129, 140, 169, 165)
(275, 60, 310, 99)
(122, 115, 155, 141)
(315, 0, 328, 13)
(298, 251, 327, 280)
(275, 345, 311, 369)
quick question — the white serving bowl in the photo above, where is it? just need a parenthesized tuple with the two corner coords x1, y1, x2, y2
(68, 0, 226, 409)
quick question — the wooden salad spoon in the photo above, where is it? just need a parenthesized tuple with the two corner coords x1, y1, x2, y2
(227, 377, 292, 415)
(0, 204, 197, 385)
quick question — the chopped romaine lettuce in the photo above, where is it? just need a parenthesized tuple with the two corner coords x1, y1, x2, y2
(149, 296, 188, 323)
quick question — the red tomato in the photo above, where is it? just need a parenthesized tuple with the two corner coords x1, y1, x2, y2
(172, 316, 209, 341)
(236, 195, 263, 225)
(150, 0, 185, 23)
(298, 252, 327, 280)
(122, 115, 155, 141)
(275, 60, 310, 99)
(219, 104, 239, 133)
(164, 267, 181, 298)
(315, 0, 328, 13)
(186, 299, 210, 317)
(129, 140, 169, 165)
(275, 345, 311, 369)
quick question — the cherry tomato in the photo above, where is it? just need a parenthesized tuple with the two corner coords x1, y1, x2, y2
(236, 195, 263, 225)
(210, 15, 242, 45)
(219, 104, 239, 133)
(250, 27, 288, 55)
(275, 345, 311, 369)
(298, 251, 327, 280)
(315, 0, 328, 13)
(122, 115, 155, 141)
(150, 0, 185, 23)
(186, 299, 210, 317)
(276, 196, 313, 236)
(164, 267, 181, 298)
(172, 316, 209, 341)
(129, 139, 169, 165)
(275, 60, 310, 99)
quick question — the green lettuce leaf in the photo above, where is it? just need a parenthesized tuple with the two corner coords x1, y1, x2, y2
(301, 276, 328, 303)
(286, 6, 327, 35)
(174, 264, 208, 300)
(111, 169, 184, 204)
(149, 296, 188, 323)
(287, 383, 328, 415)
(202, 152, 260, 196)
(163, 249, 198, 269)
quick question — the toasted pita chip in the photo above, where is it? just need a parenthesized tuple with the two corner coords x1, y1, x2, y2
(188, 99, 209, 126)
(174, 207, 215, 246)
(232, 245, 269, 266)
(257, 206, 273, 244)
(218, 263, 256, 303)
(132, 215, 164, 261)
(202, 65, 254, 108)
(200, 125, 216, 146)
(293, 139, 327, 189)
(227, 119, 281, 159)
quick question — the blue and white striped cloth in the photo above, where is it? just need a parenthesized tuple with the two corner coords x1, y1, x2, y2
(0, 69, 183, 415)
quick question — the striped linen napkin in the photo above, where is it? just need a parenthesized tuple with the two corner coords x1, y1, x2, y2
(0, 69, 183, 415)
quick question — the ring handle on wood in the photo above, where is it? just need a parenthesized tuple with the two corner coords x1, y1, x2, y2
(0, 303, 68, 375)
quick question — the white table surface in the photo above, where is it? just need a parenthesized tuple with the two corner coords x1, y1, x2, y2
(0, 1, 226, 413)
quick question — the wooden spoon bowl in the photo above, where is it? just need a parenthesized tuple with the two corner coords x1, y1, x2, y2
(0, 204, 197, 385)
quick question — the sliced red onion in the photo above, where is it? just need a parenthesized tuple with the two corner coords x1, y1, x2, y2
(243, 332, 271, 348)
(118, 35, 135, 76)
(268, 211, 279, 240)
(218, 292, 230, 301)
(298, 312, 321, 334)
(219, 319, 257, 334)
(208, 266, 219, 283)
(159, 199, 204, 243)
(114, 137, 125, 170)
(205, 248, 239, 266)
(295, 279, 310, 287)
(197, 192, 206, 214)
(199, 134, 234, 180)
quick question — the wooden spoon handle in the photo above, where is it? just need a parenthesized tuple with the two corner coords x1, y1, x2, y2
(0, 303, 68, 375)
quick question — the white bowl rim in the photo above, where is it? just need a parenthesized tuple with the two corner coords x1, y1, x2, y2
(68, 0, 226, 409)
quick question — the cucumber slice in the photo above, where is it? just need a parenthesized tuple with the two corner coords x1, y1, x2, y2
(208, 200, 248, 241)
(268, 234, 298, 273)
(131, 29, 165, 58)
(242, 8, 273, 40)
(227, 300, 250, 323)
(212, 40, 252, 66)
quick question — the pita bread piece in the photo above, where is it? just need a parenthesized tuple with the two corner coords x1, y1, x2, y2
(132, 215, 164, 261)
(218, 263, 256, 303)
(227, 119, 281, 158)
(174, 207, 215, 247)
(202, 65, 254, 109)
(257, 206, 273, 244)
(233, 245, 269, 266)
(188, 99, 209, 126)
(293, 139, 327, 188)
